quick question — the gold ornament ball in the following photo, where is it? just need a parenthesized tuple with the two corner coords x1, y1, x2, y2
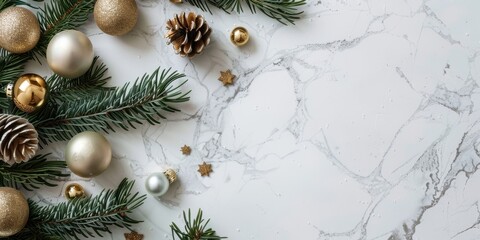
(94, 0, 138, 36)
(6, 74, 48, 113)
(46, 30, 94, 79)
(0, 187, 29, 237)
(0, 7, 40, 53)
(65, 183, 86, 200)
(230, 26, 250, 47)
(65, 131, 112, 178)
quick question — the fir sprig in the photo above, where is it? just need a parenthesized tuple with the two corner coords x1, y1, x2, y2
(171, 209, 226, 240)
(47, 56, 114, 103)
(0, 154, 68, 191)
(28, 68, 189, 144)
(8, 179, 146, 240)
(185, 0, 306, 25)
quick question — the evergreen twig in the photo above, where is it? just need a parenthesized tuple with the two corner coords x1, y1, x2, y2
(7, 179, 146, 240)
(184, 0, 306, 25)
(171, 209, 226, 240)
(0, 154, 68, 191)
(30, 68, 190, 145)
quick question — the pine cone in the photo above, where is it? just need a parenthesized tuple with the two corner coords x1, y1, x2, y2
(0, 114, 38, 165)
(166, 12, 212, 58)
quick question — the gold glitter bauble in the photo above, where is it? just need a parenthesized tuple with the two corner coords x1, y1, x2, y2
(0, 187, 29, 237)
(6, 74, 48, 113)
(65, 131, 112, 178)
(94, 0, 138, 36)
(230, 26, 250, 47)
(64, 183, 86, 200)
(0, 7, 40, 53)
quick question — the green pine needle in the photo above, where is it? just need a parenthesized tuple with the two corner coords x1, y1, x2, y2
(0, 154, 69, 191)
(171, 209, 226, 240)
(185, 0, 306, 25)
(7, 179, 146, 240)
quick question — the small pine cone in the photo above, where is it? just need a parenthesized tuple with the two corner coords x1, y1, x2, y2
(0, 114, 38, 165)
(166, 12, 212, 58)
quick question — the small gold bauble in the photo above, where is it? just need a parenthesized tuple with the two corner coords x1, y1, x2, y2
(170, 0, 183, 3)
(0, 7, 40, 53)
(65, 131, 112, 178)
(230, 26, 250, 47)
(6, 74, 48, 113)
(46, 30, 94, 79)
(94, 0, 138, 36)
(64, 183, 86, 200)
(0, 187, 29, 237)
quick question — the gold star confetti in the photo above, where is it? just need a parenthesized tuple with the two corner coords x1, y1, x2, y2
(181, 145, 192, 155)
(218, 70, 236, 86)
(124, 231, 144, 240)
(198, 162, 213, 177)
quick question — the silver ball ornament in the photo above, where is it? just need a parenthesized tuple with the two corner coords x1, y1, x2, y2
(65, 131, 112, 178)
(46, 30, 94, 79)
(145, 170, 177, 197)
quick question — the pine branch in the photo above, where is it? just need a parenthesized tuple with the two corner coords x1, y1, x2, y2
(185, 0, 306, 25)
(47, 56, 114, 103)
(7, 179, 146, 240)
(0, 154, 69, 191)
(30, 68, 190, 145)
(171, 209, 226, 240)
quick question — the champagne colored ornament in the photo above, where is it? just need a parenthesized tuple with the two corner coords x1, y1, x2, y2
(166, 12, 212, 58)
(46, 30, 94, 79)
(94, 0, 138, 36)
(0, 114, 38, 165)
(230, 26, 249, 46)
(0, 7, 40, 53)
(64, 183, 86, 200)
(145, 169, 177, 197)
(0, 187, 29, 237)
(65, 131, 112, 178)
(6, 74, 48, 113)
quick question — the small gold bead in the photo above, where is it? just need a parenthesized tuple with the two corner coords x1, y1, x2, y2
(65, 183, 86, 200)
(230, 27, 250, 47)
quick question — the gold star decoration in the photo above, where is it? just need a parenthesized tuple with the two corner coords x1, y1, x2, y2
(198, 162, 213, 177)
(181, 145, 192, 156)
(218, 70, 236, 86)
(124, 231, 144, 240)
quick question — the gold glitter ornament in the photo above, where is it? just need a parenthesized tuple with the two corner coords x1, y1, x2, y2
(0, 187, 29, 237)
(230, 26, 250, 46)
(65, 131, 112, 178)
(6, 74, 48, 113)
(0, 7, 40, 53)
(64, 183, 86, 200)
(94, 0, 138, 36)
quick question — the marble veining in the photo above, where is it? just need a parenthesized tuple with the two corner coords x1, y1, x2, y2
(29, 0, 480, 239)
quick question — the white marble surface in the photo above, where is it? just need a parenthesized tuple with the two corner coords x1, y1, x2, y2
(30, 0, 480, 239)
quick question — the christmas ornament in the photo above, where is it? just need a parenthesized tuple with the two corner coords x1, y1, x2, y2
(65, 131, 112, 178)
(166, 12, 212, 58)
(230, 26, 249, 46)
(0, 7, 40, 53)
(64, 183, 86, 200)
(198, 162, 213, 177)
(145, 169, 177, 197)
(94, 0, 138, 36)
(46, 30, 94, 79)
(0, 187, 29, 237)
(125, 231, 144, 240)
(6, 74, 48, 113)
(0, 114, 38, 165)
(170, 0, 183, 3)
(181, 145, 191, 155)
(218, 70, 236, 86)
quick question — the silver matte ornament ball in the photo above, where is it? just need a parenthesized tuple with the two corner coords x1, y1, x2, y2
(65, 131, 112, 178)
(145, 170, 177, 197)
(46, 30, 94, 79)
